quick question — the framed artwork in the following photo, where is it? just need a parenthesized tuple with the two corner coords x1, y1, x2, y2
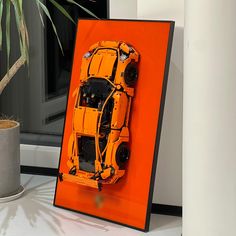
(54, 19, 174, 232)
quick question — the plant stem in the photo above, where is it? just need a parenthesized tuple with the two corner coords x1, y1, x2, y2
(0, 55, 26, 95)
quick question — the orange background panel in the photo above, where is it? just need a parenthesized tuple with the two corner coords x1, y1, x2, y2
(54, 19, 174, 231)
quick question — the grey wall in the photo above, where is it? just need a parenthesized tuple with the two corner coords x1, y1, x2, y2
(0, 0, 44, 130)
(0, 0, 65, 134)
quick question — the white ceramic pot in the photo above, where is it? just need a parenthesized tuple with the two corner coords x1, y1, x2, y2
(0, 120, 21, 198)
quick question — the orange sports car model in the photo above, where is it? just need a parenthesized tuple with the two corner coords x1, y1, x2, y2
(59, 41, 139, 190)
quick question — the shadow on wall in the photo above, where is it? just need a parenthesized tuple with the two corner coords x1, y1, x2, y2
(153, 26, 183, 206)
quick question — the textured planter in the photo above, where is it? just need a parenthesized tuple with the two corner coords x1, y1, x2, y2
(0, 120, 21, 198)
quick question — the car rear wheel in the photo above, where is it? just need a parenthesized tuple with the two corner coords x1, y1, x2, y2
(124, 62, 138, 86)
(116, 143, 130, 167)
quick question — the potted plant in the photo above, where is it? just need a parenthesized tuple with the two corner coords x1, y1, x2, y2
(0, 0, 96, 201)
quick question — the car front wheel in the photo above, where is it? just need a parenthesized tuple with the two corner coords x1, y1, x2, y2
(116, 143, 130, 168)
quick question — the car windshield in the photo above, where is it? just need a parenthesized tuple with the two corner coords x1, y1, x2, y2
(76, 78, 114, 110)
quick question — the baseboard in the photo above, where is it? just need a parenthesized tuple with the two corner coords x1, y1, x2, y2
(20, 165, 58, 176)
(151, 203, 182, 217)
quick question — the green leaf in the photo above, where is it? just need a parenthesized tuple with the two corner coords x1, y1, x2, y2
(6, 0, 11, 70)
(22, 17, 30, 65)
(48, 0, 75, 24)
(12, 0, 29, 66)
(12, 1, 24, 57)
(36, 0, 45, 27)
(65, 0, 99, 19)
(36, 0, 64, 54)
(0, 0, 3, 49)
(16, 0, 23, 15)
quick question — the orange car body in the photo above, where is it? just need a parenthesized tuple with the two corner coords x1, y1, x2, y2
(60, 41, 139, 190)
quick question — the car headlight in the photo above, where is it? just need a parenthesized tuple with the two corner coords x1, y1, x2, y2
(83, 51, 92, 58)
(120, 53, 128, 61)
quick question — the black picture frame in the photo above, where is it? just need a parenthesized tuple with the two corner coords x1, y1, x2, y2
(53, 19, 175, 232)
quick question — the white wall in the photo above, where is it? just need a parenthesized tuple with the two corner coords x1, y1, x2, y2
(109, 0, 137, 19)
(138, 0, 184, 26)
(109, 0, 183, 206)
(138, 0, 184, 206)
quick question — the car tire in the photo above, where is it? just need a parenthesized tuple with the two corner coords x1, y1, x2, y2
(116, 143, 130, 167)
(124, 62, 138, 86)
